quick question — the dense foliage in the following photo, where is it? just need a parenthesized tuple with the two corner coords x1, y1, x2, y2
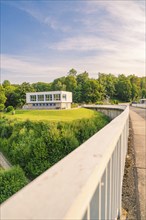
(1, 72, 146, 109)
(0, 113, 110, 180)
(0, 166, 28, 204)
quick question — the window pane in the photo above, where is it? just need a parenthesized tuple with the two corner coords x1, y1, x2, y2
(30, 95, 36, 101)
(45, 94, 52, 101)
(54, 94, 61, 101)
(38, 95, 44, 101)
(62, 94, 66, 100)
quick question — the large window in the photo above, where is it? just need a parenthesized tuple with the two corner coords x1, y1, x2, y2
(54, 94, 61, 101)
(38, 95, 44, 101)
(45, 94, 52, 101)
(62, 94, 66, 100)
(30, 95, 36, 101)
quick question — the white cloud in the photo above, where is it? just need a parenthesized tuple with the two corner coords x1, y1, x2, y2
(0, 55, 68, 83)
(1, 0, 145, 83)
(48, 36, 118, 51)
(47, 0, 145, 76)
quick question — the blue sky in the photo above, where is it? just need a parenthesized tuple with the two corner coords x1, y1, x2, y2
(1, 0, 145, 84)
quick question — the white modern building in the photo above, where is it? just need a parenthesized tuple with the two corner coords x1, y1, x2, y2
(25, 91, 72, 109)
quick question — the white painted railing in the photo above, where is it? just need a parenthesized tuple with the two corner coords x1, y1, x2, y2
(1, 105, 129, 220)
(132, 103, 146, 108)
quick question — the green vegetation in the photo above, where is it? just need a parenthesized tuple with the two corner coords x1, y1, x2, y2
(0, 72, 145, 111)
(3, 71, 144, 203)
(0, 111, 110, 180)
(0, 166, 28, 204)
(2, 108, 96, 122)
(6, 106, 14, 113)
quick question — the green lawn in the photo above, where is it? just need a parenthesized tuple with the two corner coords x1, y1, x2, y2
(2, 108, 97, 122)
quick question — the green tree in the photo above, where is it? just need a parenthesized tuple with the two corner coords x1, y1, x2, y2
(97, 73, 117, 100)
(65, 75, 77, 92)
(51, 77, 66, 91)
(75, 72, 89, 102)
(68, 68, 77, 77)
(140, 77, 146, 98)
(128, 75, 141, 100)
(4, 85, 17, 107)
(15, 82, 35, 107)
(32, 82, 51, 92)
(0, 85, 7, 110)
(141, 89, 146, 98)
(82, 79, 100, 103)
(116, 75, 132, 101)
(2, 80, 11, 88)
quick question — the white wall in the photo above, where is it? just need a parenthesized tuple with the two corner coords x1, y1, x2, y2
(26, 91, 72, 104)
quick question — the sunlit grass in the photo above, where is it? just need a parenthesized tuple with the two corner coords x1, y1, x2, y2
(2, 108, 97, 122)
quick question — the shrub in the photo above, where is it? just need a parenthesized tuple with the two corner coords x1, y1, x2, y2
(0, 104, 5, 111)
(110, 99, 119, 104)
(96, 101, 104, 105)
(0, 166, 28, 204)
(0, 112, 110, 180)
(6, 106, 14, 112)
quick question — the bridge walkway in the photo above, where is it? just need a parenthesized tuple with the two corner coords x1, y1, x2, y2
(130, 107, 146, 220)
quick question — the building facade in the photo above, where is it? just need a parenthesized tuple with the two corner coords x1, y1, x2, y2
(24, 91, 72, 109)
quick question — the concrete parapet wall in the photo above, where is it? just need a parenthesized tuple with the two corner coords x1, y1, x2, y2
(1, 105, 129, 220)
(132, 104, 146, 109)
(83, 104, 125, 119)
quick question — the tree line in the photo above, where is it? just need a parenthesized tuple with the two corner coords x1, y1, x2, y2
(0, 70, 146, 110)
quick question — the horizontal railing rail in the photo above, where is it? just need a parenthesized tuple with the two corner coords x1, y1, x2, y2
(1, 105, 129, 220)
(132, 103, 146, 108)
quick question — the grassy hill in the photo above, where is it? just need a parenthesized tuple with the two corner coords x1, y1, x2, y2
(2, 108, 96, 122)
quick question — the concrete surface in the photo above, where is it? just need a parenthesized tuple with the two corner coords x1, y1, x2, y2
(130, 107, 146, 220)
(0, 152, 11, 169)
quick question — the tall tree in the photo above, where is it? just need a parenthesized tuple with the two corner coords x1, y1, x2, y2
(68, 68, 77, 77)
(116, 75, 132, 101)
(65, 75, 77, 92)
(2, 80, 11, 88)
(0, 85, 7, 110)
(51, 77, 66, 91)
(16, 82, 35, 107)
(32, 82, 51, 92)
(4, 85, 17, 107)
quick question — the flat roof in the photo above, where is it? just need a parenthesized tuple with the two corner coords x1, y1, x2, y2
(26, 91, 72, 94)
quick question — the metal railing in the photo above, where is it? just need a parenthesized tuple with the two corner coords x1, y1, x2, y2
(1, 105, 129, 220)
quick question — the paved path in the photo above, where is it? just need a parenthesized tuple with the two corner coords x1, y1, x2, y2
(0, 152, 12, 169)
(130, 107, 146, 220)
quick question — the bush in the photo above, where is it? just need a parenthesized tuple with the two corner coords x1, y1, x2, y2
(0, 166, 28, 204)
(0, 104, 5, 111)
(6, 106, 14, 112)
(110, 100, 119, 104)
(96, 101, 104, 105)
(0, 112, 110, 180)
